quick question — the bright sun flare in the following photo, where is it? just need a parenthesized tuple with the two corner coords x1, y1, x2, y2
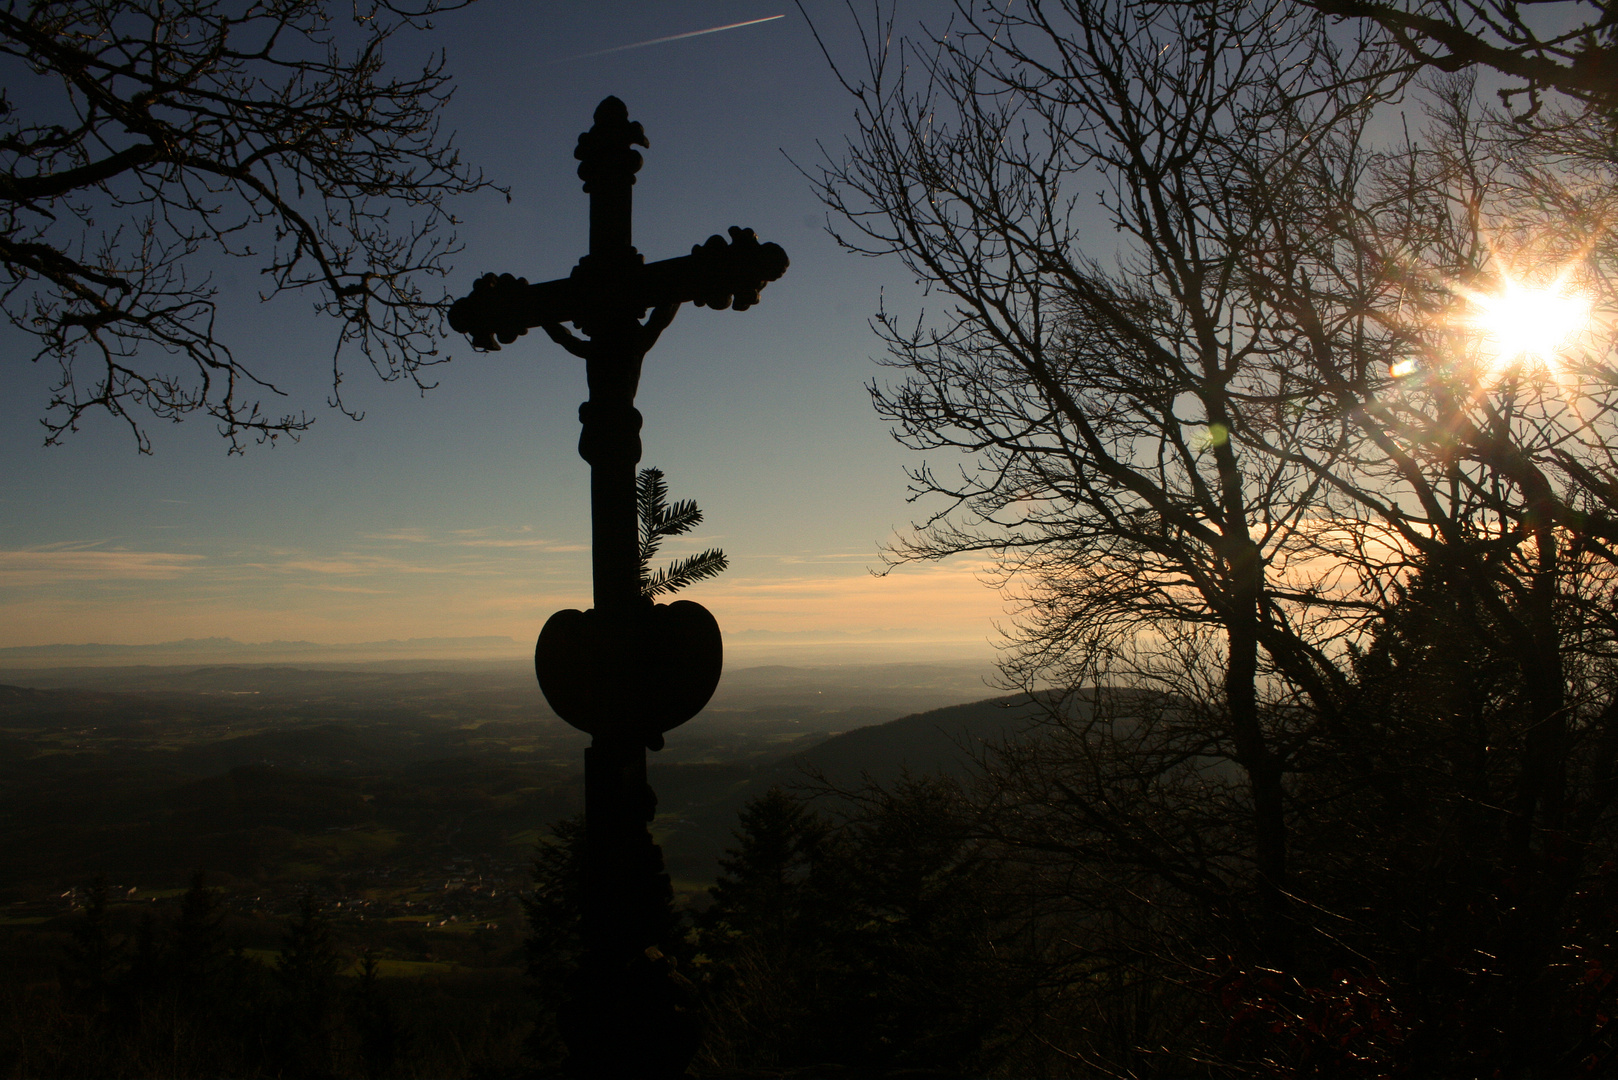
(1465, 275, 1592, 369)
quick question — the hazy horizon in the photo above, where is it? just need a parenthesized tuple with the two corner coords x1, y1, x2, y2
(0, 629, 1001, 673)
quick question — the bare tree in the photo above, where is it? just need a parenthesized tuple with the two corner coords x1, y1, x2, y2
(808, 0, 1398, 955)
(809, 0, 1618, 1071)
(1251, 71, 1618, 1071)
(1303, 0, 1618, 119)
(0, 0, 498, 452)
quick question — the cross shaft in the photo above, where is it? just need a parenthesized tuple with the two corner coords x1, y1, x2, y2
(446, 96, 787, 1080)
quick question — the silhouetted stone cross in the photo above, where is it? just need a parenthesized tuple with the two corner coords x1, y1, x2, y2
(446, 97, 787, 1080)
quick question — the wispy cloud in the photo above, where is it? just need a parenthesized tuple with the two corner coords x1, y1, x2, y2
(273, 556, 455, 578)
(692, 558, 1009, 637)
(454, 538, 588, 551)
(361, 527, 586, 553)
(365, 528, 434, 544)
(561, 15, 784, 62)
(302, 583, 397, 596)
(0, 547, 205, 586)
(764, 551, 885, 565)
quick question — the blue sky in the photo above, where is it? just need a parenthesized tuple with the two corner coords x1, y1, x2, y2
(0, 2, 1010, 658)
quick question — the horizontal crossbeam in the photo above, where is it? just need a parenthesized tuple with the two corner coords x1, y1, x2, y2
(448, 226, 789, 351)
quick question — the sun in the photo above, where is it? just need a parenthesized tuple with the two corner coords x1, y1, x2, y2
(1462, 273, 1592, 370)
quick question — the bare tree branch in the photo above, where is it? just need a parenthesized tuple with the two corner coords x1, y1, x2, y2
(0, 0, 502, 452)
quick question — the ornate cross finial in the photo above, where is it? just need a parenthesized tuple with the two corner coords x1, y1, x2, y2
(575, 96, 647, 259)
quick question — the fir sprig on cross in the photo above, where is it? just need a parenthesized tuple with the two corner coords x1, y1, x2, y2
(637, 468, 728, 598)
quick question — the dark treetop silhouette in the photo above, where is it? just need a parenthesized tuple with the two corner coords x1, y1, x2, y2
(446, 97, 786, 1080)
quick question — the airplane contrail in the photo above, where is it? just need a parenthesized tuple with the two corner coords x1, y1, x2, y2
(563, 14, 785, 61)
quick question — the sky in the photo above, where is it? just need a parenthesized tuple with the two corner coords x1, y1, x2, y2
(0, 2, 1014, 663)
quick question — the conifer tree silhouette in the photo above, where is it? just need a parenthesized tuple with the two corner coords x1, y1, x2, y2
(353, 949, 403, 1080)
(524, 815, 586, 1069)
(277, 893, 342, 1077)
(637, 468, 728, 598)
(61, 877, 122, 1013)
(171, 871, 227, 1004)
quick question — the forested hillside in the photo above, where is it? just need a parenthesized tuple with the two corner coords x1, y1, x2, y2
(0, 661, 1007, 1078)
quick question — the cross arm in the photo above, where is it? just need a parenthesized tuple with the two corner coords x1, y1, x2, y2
(449, 274, 578, 352)
(448, 226, 789, 351)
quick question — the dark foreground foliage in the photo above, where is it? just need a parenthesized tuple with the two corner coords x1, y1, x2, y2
(517, 578, 1618, 1078)
(523, 781, 1023, 1079)
(13, 597, 1618, 1080)
(1, 873, 527, 1079)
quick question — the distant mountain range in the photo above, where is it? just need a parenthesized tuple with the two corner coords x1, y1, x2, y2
(0, 631, 996, 669)
(0, 636, 523, 666)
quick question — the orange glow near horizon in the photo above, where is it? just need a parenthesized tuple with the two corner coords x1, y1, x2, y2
(0, 551, 1009, 658)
